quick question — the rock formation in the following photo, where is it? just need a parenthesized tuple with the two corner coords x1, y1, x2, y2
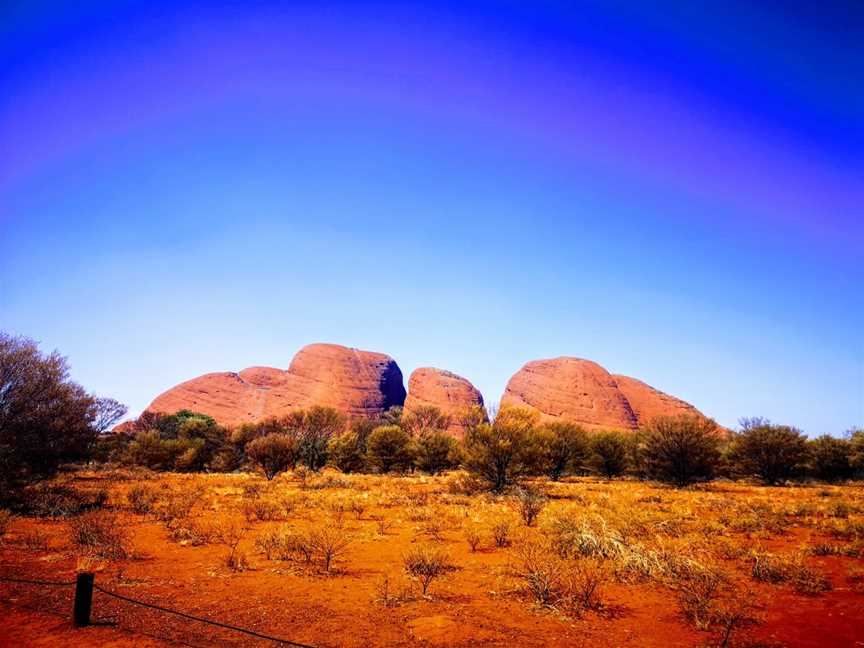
(501, 356, 710, 430)
(612, 374, 703, 427)
(146, 343, 405, 427)
(403, 368, 485, 438)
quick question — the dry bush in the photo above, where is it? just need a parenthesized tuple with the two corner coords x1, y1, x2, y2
(572, 559, 608, 611)
(308, 523, 352, 572)
(750, 551, 831, 595)
(70, 511, 131, 560)
(371, 514, 392, 535)
(509, 541, 606, 614)
(156, 491, 200, 528)
(492, 519, 513, 548)
(126, 484, 159, 515)
(420, 518, 445, 542)
(213, 520, 248, 571)
(510, 541, 566, 607)
(515, 487, 547, 527)
(674, 566, 726, 629)
(243, 498, 283, 522)
(374, 574, 414, 607)
(169, 520, 217, 546)
(464, 525, 482, 552)
(349, 499, 366, 519)
(26, 484, 108, 518)
(403, 545, 454, 596)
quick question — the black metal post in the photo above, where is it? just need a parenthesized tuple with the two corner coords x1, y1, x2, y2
(73, 572, 94, 627)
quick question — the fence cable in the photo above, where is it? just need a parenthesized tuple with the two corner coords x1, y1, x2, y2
(93, 583, 316, 648)
(0, 575, 316, 648)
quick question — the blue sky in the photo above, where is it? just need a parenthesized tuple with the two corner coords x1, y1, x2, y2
(1, 1, 862, 434)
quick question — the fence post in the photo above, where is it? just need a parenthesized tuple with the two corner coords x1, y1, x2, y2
(73, 572, 95, 627)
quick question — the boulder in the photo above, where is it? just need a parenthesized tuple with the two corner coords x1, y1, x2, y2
(403, 367, 485, 438)
(146, 343, 405, 426)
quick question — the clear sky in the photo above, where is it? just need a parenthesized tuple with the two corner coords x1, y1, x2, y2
(1, 1, 862, 435)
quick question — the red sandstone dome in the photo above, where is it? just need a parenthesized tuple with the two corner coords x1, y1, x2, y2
(146, 343, 406, 427)
(403, 367, 485, 438)
(501, 356, 710, 430)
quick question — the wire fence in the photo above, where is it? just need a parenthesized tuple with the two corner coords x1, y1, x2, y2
(0, 574, 316, 648)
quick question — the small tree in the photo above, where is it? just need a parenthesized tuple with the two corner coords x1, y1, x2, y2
(0, 333, 126, 494)
(401, 405, 451, 436)
(808, 435, 852, 482)
(366, 425, 414, 473)
(643, 415, 720, 486)
(590, 431, 630, 478)
(246, 433, 298, 479)
(849, 428, 864, 478)
(729, 418, 809, 484)
(298, 406, 346, 471)
(462, 407, 540, 492)
(536, 422, 589, 481)
(414, 431, 460, 475)
(328, 432, 366, 473)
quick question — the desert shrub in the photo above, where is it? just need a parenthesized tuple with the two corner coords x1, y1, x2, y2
(349, 498, 366, 519)
(70, 511, 131, 559)
(510, 541, 605, 614)
(642, 415, 721, 486)
(413, 431, 461, 475)
(403, 545, 454, 595)
(372, 514, 392, 535)
(750, 550, 831, 594)
(126, 484, 158, 514)
(462, 407, 541, 492)
(366, 425, 414, 473)
(515, 486, 547, 527)
(729, 418, 809, 484)
(510, 540, 567, 607)
(808, 435, 852, 482)
(327, 432, 366, 473)
(246, 434, 298, 480)
(156, 491, 199, 528)
(23, 484, 107, 518)
(464, 524, 482, 551)
(589, 432, 629, 478)
(492, 519, 512, 548)
(169, 520, 216, 546)
(243, 498, 283, 522)
(535, 422, 590, 481)
(255, 527, 303, 560)
(0, 333, 126, 495)
(674, 566, 726, 629)
(446, 472, 486, 495)
(308, 522, 352, 572)
(374, 575, 414, 607)
(213, 520, 248, 571)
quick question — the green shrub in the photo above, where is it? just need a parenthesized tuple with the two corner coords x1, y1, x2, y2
(642, 415, 720, 486)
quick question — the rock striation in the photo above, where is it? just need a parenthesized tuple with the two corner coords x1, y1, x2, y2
(501, 357, 710, 430)
(147, 343, 406, 427)
(403, 368, 485, 438)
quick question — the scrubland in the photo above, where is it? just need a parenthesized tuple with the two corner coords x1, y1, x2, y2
(1, 469, 862, 647)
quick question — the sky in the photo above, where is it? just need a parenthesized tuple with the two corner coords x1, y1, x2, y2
(1, 0, 862, 435)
